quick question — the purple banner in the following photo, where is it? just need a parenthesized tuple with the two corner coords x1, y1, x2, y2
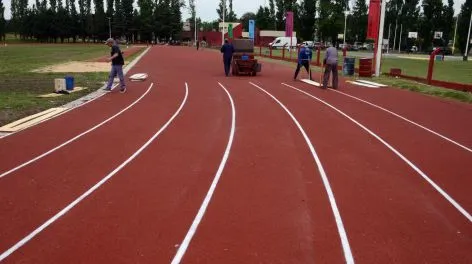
(285, 11, 293, 37)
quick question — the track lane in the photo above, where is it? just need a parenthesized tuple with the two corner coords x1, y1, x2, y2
(180, 79, 347, 264)
(0, 80, 187, 255)
(249, 77, 472, 263)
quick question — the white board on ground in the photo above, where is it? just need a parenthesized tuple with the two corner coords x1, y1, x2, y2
(301, 79, 322, 87)
(348, 81, 380, 88)
(129, 73, 148, 81)
(356, 80, 387, 87)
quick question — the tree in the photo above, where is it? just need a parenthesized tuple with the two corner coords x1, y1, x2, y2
(255, 6, 270, 30)
(240, 12, 256, 31)
(351, 0, 367, 43)
(189, 0, 196, 40)
(420, 0, 443, 50)
(216, 0, 228, 21)
(269, 0, 276, 29)
(227, 0, 237, 21)
(457, 0, 472, 55)
(0, 0, 5, 41)
(441, 0, 454, 45)
(298, 0, 317, 41)
(275, 0, 284, 30)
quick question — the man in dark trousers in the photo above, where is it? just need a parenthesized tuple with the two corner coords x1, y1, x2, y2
(293, 43, 313, 80)
(220, 39, 235, 76)
(104, 38, 126, 93)
(323, 44, 339, 89)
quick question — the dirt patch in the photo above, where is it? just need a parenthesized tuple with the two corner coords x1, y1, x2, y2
(33, 61, 110, 73)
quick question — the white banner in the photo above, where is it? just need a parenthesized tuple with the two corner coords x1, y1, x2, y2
(434, 31, 443, 39)
(408, 32, 418, 38)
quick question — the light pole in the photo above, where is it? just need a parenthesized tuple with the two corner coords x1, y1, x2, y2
(453, 14, 459, 54)
(194, 0, 197, 44)
(398, 23, 402, 52)
(107, 17, 111, 38)
(464, 11, 472, 61)
(222, 0, 226, 45)
(375, 0, 386, 77)
(343, 1, 349, 46)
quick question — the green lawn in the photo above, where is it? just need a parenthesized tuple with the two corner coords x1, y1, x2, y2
(0, 44, 141, 126)
(256, 47, 472, 84)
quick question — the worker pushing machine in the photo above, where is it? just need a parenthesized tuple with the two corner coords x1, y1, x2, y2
(220, 39, 235, 77)
(293, 43, 313, 80)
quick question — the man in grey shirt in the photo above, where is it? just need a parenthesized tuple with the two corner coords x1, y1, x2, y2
(323, 45, 339, 89)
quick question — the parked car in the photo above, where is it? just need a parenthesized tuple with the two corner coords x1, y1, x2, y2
(301, 41, 314, 49)
(268, 37, 298, 50)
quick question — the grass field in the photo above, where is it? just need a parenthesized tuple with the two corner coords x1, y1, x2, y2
(256, 47, 472, 84)
(0, 44, 142, 126)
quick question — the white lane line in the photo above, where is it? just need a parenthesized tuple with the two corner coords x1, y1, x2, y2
(171, 82, 236, 264)
(249, 82, 355, 264)
(0, 82, 188, 261)
(0, 84, 153, 180)
(329, 89, 472, 154)
(282, 82, 472, 223)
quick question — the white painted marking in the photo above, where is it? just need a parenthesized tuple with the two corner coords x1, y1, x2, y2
(282, 82, 472, 223)
(330, 89, 472, 153)
(171, 82, 236, 264)
(0, 82, 188, 261)
(356, 80, 387, 87)
(301, 79, 322, 87)
(349, 81, 379, 88)
(0, 83, 153, 179)
(249, 82, 355, 264)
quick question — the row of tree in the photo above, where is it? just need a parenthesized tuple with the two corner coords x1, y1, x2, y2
(3, 0, 184, 42)
(197, 0, 471, 53)
(0, 0, 471, 53)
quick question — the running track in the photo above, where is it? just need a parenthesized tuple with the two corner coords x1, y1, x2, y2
(0, 46, 471, 263)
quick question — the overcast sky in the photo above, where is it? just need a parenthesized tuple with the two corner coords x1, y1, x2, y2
(2, 0, 466, 22)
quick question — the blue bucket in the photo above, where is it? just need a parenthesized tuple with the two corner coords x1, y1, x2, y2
(343, 57, 355, 76)
(65, 76, 74, 90)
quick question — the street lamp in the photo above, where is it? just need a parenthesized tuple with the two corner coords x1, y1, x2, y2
(464, 11, 472, 61)
(453, 14, 459, 55)
(222, 0, 226, 45)
(343, 8, 349, 46)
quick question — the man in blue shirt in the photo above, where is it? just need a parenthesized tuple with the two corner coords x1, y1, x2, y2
(293, 43, 313, 80)
(220, 39, 235, 76)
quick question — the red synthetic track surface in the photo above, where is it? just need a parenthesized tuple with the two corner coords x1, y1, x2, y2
(0, 46, 471, 264)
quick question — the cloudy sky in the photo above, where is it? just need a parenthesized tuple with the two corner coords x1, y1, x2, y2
(2, 0, 466, 22)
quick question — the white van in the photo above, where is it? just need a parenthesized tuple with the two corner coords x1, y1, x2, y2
(269, 37, 298, 50)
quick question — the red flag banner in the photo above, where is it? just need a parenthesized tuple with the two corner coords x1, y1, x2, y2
(285, 11, 293, 37)
(367, 0, 381, 40)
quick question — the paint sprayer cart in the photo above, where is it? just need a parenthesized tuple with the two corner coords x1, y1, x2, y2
(231, 39, 262, 76)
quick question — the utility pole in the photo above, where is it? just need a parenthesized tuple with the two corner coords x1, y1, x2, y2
(375, 0, 386, 77)
(398, 24, 402, 52)
(222, 0, 226, 45)
(464, 11, 472, 61)
(343, 0, 349, 46)
(453, 15, 459, 54)
(194, 0, 197, 44)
